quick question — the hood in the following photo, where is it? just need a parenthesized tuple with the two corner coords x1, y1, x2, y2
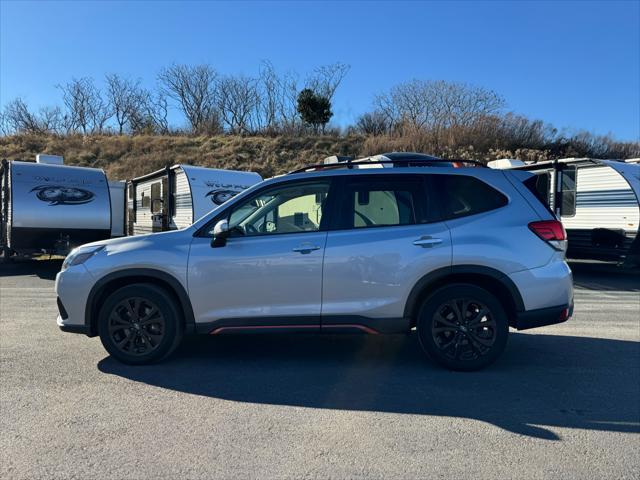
(78, 228, 192, 252)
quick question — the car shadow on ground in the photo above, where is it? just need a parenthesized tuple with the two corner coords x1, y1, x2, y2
(98, 332, 640, 441)
(0, 259, 63, 280)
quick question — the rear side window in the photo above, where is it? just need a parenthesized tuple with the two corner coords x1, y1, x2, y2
(523, 173, 554, 213)
(338, 176, 428, 229)
(436, 175, 508, 220)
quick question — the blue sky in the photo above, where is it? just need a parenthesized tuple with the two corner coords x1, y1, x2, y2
(1, 0, 639, 140)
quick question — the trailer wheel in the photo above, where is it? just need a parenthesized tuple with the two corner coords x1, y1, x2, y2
(98, 284, 183, 365)
(0, 246, 12, 263)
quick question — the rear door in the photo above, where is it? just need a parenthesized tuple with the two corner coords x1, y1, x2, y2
(321, 174, 452, 333)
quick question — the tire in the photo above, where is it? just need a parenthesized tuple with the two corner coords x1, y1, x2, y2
(98, 283, 183, 365)
(0, 246, 12, 263)
(416, 284, 509, 371)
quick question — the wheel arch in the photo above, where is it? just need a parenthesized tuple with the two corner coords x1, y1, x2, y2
(404, 265, 525, 329)
(84, 268, 195, 337)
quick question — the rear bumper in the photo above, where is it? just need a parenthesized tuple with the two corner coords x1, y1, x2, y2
(514, 302, 573, 330)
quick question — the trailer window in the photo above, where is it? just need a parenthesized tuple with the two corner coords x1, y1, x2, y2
(560, 167, 577, 217)
(141, 191, 150, 209)
(170, 174, 177, 217)
(150, 182, 162, 214)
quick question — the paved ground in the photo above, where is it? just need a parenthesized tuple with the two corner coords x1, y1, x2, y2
(0, 260, 638, 479)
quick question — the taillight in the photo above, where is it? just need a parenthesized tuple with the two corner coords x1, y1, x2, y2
(528, 220, 567, 251)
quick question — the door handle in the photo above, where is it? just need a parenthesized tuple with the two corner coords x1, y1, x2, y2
(413, 236, 443, 247)
(292, 245, 321, 254)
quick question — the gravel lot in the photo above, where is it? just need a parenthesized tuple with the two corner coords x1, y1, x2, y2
(1, 260, 639, 479)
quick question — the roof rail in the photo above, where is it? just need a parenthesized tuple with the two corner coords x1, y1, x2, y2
(287, 157, 486, 175)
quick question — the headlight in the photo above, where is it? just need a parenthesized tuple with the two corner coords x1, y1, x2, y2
(61, 245, 105, 271)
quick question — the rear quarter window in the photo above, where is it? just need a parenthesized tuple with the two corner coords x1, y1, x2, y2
(436, 175, 508, 220)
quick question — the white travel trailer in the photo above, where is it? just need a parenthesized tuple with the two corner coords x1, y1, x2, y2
(127, 164, 262, 235)
(0, 156, 117, 258)
(504, 158, 640, 266)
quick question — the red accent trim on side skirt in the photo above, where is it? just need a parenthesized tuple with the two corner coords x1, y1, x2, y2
(209, 324, 379, 335)
(323, 324, 380, 335)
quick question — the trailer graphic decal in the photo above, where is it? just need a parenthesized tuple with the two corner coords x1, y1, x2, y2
(205, 189, 240, 205)
(30, 185, 95, 205)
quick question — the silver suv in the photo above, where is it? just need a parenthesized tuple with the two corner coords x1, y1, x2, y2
(56, 158, 573, 370)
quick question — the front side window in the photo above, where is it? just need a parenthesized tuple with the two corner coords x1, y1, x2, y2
(226, 181, 330, 237)
(560, 166, 577, 217)
(339, 177, 428, 229)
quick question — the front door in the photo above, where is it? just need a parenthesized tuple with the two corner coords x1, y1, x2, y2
(188, 179, 333, 333)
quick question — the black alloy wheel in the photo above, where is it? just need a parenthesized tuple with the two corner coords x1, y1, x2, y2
(417, 284, 508, 371)
(108, 297, 166, 356)
(430, 298, 497, 362)
(98, 284, 183, 364)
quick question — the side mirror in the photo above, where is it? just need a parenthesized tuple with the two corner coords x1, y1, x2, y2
(211, 219, 229, 248)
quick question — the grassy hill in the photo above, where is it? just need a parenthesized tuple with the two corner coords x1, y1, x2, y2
(0, 134, 367, 180)
(0, 133, 632, 181)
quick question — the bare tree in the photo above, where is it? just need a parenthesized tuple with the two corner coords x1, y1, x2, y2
(158, 64, 219, 134)
(217, 75, 259, 134)
(105, 74, 141, 134)
(58, 77, 111, 134)
(279, 70, 303, 134)
(0, 112, 10, 136)
(257, 61, 279, 133)
(3, 98, 42, 133)
(148, 92, 170, 134)
(306, 62, 350, 101)
(2, 98, 64, 135)
(355, 111, 390, 136)
(128, 88, 170, 135)
(374, 79, 505, 134)
(37, 106, 64, 134)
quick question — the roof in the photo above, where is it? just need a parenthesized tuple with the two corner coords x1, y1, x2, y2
(288, 155, 481, 174)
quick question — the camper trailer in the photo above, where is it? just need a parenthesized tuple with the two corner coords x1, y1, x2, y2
(506, 158, 640, 266)
(127, 164, 262, 235)
(0, 156, 116, 258)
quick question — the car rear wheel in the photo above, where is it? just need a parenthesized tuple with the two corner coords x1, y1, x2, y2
(98, 284, 183, 365)
(417, 284, 508, 371)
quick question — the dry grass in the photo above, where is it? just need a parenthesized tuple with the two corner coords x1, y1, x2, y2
(2, 133, 636, 181)
(0, 134, 365, 180)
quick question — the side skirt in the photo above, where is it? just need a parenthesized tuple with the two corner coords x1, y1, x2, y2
(197, 315, 410, 335)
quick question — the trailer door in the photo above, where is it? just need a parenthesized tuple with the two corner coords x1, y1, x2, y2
(150, 181, 163, 233)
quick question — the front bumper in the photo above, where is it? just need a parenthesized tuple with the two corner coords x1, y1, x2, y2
(57, 315, 90, 334)
(55, 264, 94, 336)
(514, 302, 573, 330)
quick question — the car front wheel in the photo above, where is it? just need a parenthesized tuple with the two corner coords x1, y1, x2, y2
(98, 284, 183, 365)
(417, 284, 509, 371)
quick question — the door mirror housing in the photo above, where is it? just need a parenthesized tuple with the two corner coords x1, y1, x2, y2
(211, 219, 229, 248)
